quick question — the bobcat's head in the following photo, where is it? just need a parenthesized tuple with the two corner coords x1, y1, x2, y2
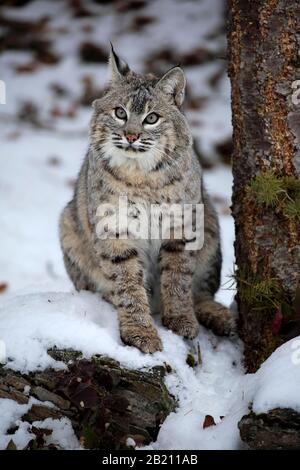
(91, 46, 192, 172)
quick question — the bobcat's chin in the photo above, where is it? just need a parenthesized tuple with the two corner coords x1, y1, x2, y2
(105, 143, 162, 172)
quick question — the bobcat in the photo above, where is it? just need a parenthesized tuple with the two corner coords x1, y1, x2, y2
(59, 46, 234, 353)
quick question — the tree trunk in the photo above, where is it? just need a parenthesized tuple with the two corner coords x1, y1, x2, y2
(228, 0, 300, 372)
(0, 349, 175, 450)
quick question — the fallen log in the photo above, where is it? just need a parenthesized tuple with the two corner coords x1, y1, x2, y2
(239, 408, 300, 450)
(0, 349, 176, 450)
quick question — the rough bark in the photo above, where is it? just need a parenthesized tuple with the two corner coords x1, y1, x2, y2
(239, 408, 300, 450)
(0, 349, 175, 450)
(228, 0, 300, 372)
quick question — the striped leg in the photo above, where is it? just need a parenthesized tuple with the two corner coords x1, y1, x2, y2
(100, 240, 162, 353)
(194, 294, 236, 336)
(159, 241, 199, 339)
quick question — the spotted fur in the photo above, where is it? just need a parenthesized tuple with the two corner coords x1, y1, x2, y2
(59, 47, 235, 353)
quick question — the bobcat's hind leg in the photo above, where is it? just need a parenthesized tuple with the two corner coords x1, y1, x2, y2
(194, 295, 235, 336)
(63, 252, 96, 292)
(60, 204, 97, 292)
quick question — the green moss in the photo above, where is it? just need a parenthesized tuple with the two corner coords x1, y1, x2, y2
(6, 440, 17, 450)
(186, 343, 202, 368)
(235, 268, 292, 318)
(248, 170, 284, 206)
(81, 425, 101, 449)
(247, 170, 300, 219)
(282, 176, 300, 193)
(284, 199, 300, 219)
(186, 353, 196, 368)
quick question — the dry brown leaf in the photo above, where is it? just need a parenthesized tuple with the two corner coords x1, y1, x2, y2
(203, 415, 216, 429)
(0, 283, 8, 294)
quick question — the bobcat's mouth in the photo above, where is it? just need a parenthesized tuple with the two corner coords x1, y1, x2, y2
(112, 143, 146, 155)
(111, 134, 153, 155)
(124, 144, 146, 153)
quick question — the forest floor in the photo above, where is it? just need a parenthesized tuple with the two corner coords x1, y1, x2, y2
(1, 0, 294, 451)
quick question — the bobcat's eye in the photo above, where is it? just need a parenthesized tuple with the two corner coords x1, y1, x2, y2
(144, 112, 159, 125)
(115, 107, 127, 120)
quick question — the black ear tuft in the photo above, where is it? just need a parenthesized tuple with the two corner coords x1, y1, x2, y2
(108, 43, 130, 83)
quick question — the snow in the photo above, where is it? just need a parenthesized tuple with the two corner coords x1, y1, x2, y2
(0, 397, 79, 449)
(153, 337, 300, 449)
(0, 0, 239, 450)
(31, 417, 80, 449)
(1, 0, 296, 452)
(203, 166, 235, 307)
(0, 0, 233, 296)
(0, 398, 31, 450)
(252, 338, 300, 414)
(0, 288, 245, 449)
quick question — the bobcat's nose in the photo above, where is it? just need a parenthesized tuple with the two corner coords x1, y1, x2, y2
(125, 133, 139, 144)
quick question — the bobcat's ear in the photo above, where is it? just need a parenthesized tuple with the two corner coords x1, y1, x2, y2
(108, 43, 130, 84)
(156, 67, 186, 107)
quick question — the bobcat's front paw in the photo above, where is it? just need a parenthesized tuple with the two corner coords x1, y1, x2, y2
(163, 314, 200, 339)
(121, 324, 163, 354)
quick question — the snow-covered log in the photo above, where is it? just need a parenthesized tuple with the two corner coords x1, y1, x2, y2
(239, 408, 300, 450)
(0, 349, 175, 450)
(238, 338, 300, 449)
